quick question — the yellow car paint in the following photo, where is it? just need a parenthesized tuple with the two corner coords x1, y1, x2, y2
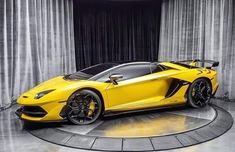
(17, 61, 219, 122)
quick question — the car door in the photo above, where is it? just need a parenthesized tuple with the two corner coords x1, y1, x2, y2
(105, 63, 170, 111)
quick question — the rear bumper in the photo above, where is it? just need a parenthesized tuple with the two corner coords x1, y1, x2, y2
(212, 84, 219, 97)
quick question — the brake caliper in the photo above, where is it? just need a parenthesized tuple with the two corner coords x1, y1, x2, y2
(87, 100, 96, 117)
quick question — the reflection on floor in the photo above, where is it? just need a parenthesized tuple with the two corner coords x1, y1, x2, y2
(0, 99, 235, 152)
(58, 106, 215, 137)
(90, 113, 207, 137)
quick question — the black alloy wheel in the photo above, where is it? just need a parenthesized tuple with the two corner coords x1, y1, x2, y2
(66, 90, 102, 125)
(187, 78, 212, 108)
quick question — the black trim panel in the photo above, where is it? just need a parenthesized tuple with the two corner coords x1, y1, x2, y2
(165, 79, 190, 98)
(59, 106, 67, 118)
(16, 106, 47, 117)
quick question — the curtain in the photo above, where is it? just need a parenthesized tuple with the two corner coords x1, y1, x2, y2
(74, 1, 161, 70)
(159, 0, 235, 99)
(0, 0, 76, 106)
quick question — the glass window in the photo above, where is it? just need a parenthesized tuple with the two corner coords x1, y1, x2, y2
(80, 63, 119, 75)
(64, 63, 119, 80)
(150, 63, 167, 73)
(96, 64, 151, 82)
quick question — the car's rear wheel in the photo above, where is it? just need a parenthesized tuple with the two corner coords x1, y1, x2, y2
(66, 89, 102, 125)
(187, 78, 212, 108)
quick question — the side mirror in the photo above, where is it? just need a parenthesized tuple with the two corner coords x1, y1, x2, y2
(109, 74, 123, 85)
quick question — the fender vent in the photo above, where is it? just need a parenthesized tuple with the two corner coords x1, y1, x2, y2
(165, 79, 189, 98)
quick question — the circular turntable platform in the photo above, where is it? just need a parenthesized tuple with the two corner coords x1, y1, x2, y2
(25, 105, 233, 151)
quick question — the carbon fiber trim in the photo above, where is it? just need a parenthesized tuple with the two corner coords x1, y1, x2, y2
(165, 79, 190, 98)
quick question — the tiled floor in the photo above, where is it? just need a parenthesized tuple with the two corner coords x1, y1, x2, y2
(0, 99, 234, 152)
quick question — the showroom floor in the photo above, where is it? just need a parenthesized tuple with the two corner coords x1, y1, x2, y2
(0, 99, 235, 152)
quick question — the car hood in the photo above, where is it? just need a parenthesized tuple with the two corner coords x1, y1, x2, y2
(26, 76, 80, 95)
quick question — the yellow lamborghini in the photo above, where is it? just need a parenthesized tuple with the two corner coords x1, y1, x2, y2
(16, 59, 219, 125)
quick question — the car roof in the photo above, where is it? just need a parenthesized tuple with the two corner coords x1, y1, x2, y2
(101, 61, 154, 66)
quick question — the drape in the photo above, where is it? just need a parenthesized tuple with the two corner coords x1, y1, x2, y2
(159, 0, 235, 99)
(0, 0, 76, 106)
(74, 1, 161, 70)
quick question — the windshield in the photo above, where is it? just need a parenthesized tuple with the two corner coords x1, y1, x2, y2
(64, 63, 119, 80)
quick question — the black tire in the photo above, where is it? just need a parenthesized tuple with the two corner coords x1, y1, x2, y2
(66, 89, 103, 125)
(187, 78, 212, 108)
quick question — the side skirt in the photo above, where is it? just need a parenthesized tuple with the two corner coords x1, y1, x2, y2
(103, 103, 186, 117)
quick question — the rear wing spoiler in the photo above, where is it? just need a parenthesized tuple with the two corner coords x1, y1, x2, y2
(174, 59, 219, 69)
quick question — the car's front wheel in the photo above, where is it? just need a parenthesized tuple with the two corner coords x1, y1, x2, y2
(187, 78, 212, 108)
(66, 89, 102, 125)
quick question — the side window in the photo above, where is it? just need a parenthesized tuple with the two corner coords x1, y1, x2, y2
(80, 63, 118, 75)
(110, 64, 151, 81)
(150, 63, 167, 73)
(96, 64, 151, 82)
(94, 71, 112, 82)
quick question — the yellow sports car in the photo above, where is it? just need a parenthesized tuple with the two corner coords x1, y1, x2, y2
(16, 60, 219, 125)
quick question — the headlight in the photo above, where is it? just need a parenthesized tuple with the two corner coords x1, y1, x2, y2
(34, 89, 55, 99)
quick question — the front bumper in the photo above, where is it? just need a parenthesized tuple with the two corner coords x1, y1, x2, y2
(15, 105, 67, 122)
(16, 106, 47, 117)
(16, 96, 67, 122)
